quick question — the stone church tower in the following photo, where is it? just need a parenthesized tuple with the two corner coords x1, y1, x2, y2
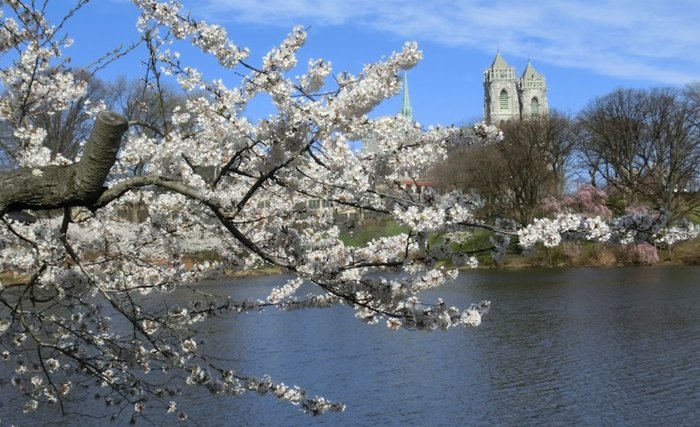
(483, 53, 548, 125)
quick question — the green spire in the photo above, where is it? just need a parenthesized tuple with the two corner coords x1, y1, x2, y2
(400, 72, 413, 120)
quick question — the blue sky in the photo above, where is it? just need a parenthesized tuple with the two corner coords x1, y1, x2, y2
(44, 0, 700, 127)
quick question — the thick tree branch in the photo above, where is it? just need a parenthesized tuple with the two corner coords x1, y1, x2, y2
(0, 111, 128, 215)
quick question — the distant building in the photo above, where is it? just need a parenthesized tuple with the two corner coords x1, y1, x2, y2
(483, 52, 548, 125)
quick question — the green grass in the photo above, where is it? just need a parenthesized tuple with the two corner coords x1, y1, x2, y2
(341, 220, 505, 266)
(341, 217, 410, 247)
(666, 235, 700, 265)
(447, 228, 500, 266)
(340, 217, 457, 250)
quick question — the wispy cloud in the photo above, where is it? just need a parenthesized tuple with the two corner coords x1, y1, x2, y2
(189, 0, 700, 84)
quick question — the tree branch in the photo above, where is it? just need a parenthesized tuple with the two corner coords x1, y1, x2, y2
(0, 111, 128, 215)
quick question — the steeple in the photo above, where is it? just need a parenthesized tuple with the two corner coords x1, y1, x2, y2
(400, 72, 413, 120)
(521, 61, 543, 80)
(483, 52, 518, 124)
(518, 60, 547, 119)
(490, 52, 510, 69)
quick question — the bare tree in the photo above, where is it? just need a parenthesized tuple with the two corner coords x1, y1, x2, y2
(431, 143, 509, 219)
(31, 69, 113, 161)
(0, 69, 108, 167)
(0, 120, 19, 169)
(495, 112, 573, 223)
(109, 76, 191, 139)
(431, 112, 573, 224)
(577, 88, 700, 219)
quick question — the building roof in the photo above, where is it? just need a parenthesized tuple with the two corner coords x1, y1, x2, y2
(521, 61, 544, 80)
(490, 52, 510, 69)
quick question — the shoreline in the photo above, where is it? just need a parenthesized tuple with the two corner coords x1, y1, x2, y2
(3, 247, 698, 285)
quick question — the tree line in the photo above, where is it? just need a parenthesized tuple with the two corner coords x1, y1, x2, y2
(431, 85, 700, 225)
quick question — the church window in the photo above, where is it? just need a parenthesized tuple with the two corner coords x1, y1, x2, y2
(531, 97, 540, 117)
(499, 90, 509, 111)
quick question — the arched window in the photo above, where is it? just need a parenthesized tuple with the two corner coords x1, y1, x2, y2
(499, 90, 509, 111)
(531, 97, 540, 118)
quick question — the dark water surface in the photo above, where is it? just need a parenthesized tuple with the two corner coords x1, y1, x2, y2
(3, 266, 700, 426)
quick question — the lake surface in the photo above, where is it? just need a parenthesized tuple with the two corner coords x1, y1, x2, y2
(3, 266, 700, 426)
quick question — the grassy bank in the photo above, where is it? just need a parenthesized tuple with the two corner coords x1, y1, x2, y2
(341, 218, 700, 269)
(500, 235, 700, 268)
(0, 271, 27, 286)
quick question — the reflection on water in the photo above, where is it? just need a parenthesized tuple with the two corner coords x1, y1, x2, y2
(3, 267, 700, 426)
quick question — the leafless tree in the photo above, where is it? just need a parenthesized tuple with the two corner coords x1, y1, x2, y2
(577, 88, 700, 219)
(430, 143, 509, 219)
(0, 69, 119, 168)
(109, 76, 191, 140)
(0, 120, 19, 169)
(496, 112, 573, 223)
(431, 112, 573, 224)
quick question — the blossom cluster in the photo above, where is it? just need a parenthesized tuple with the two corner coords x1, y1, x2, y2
(541, 184, 612, 219)
(655, 221, 700, 245)
(517, 214, 610, 248)
(517, 209, 695, 250)
(133, 0, 250, 68)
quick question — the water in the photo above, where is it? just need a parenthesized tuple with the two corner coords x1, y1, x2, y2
(2, 267, 699, 426)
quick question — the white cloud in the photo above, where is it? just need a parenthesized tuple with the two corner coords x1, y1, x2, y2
(188, 0, 700, 84)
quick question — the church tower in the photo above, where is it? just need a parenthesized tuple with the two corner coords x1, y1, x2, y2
(483, 52, 519, 124)
(518, 61, 548, 119)
(483, 53, 548, 125)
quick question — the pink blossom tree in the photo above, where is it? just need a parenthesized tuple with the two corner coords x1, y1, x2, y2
(541, 184, 611, 219)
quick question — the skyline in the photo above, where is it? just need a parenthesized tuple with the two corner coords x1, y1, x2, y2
(44, 1, 700, 126)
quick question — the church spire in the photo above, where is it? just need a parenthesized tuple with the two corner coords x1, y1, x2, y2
(400, 72, 413, 120)
(521, 60, 543, 80)
(490, 51, 510, 69)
